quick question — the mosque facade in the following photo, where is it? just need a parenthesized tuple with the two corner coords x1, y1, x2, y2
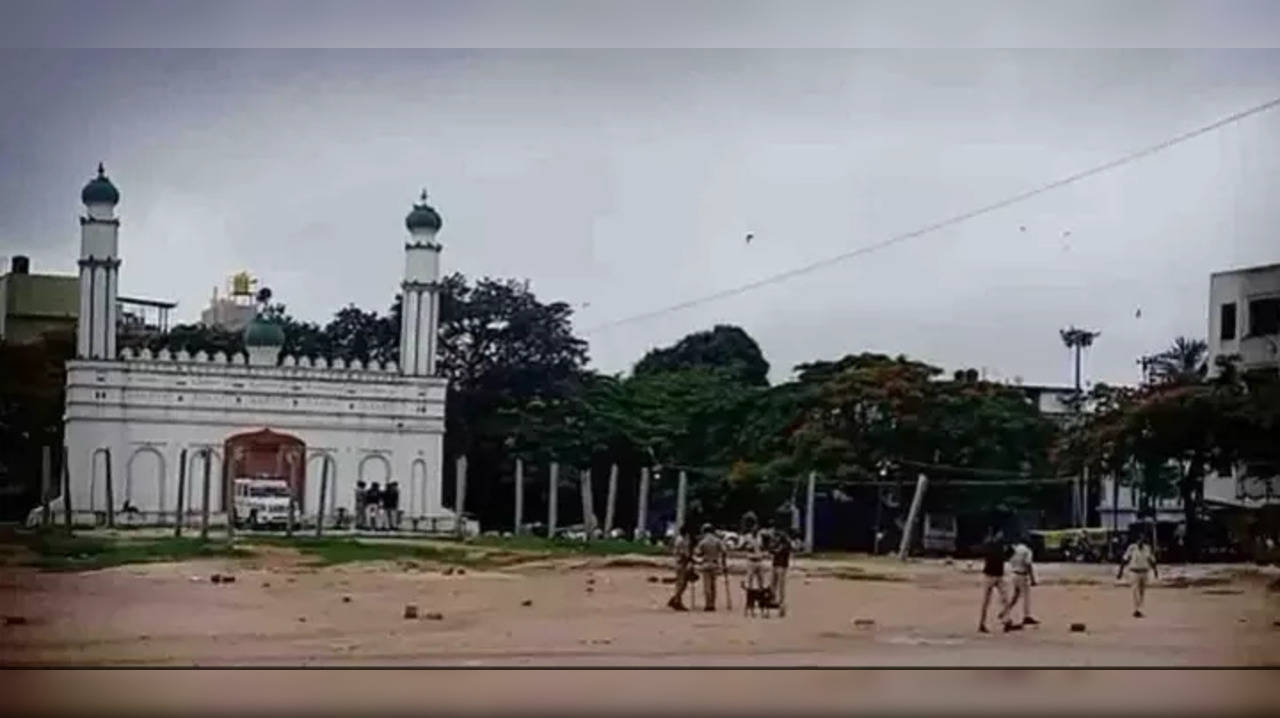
(60, 165, 458, 529)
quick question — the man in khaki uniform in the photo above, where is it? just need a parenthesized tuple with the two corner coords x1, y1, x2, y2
(740, 514, 768, 593)
(668, 524, 695, 611)
(695, 523, 726, 612)
(1118, 534, 1159, 617)
(1006, 537, 1039, 626)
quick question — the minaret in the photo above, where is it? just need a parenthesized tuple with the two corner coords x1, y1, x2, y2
(399, 190, 443, 376)
(77, 163, 121, 359)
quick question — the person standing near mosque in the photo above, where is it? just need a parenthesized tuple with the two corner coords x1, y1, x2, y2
(354, 480, 368, 530)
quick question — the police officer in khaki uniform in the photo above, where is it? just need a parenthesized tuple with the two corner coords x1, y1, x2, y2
(1118, 533, 1159, 618)
(695, 523, 726, 612)
(1006, 536, 1039, 626)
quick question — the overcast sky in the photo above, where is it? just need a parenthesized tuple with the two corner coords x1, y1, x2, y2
(2, 3, 1279, 387)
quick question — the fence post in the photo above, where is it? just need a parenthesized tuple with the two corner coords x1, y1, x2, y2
(805, 471, 817, 554)
(604, 463, 618, 535)
(580, 468, 595, 540)
(315, 455, 330, 537)
(897, 473, 929, 561)
(61, 446, 73, 533)
(455, 455, 468, 538)
(174, 449, 187, 538)
(104, 448, 116, 529)
(675, 470, 688, 534)
(636, 467, 650, 541)
(548, 461, 559, 538)
(40, 445, 52, 526)
(514, 458, 524, 535)
(200, 449, 212, 540)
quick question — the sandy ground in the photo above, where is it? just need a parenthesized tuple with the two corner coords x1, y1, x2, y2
(2, 550, 1278, 670)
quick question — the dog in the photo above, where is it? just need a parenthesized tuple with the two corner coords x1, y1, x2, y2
(742, 582, 776, 618)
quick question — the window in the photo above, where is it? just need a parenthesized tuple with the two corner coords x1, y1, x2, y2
(1248, 297, 1280, 337)
(1220, 302, 1236, 341)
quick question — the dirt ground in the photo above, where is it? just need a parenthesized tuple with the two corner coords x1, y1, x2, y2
(2, 549, 1278, 669)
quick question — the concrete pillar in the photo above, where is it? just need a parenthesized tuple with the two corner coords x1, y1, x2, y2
(675, 470, 688, 532)
(514, 458, 524, 535)
(455, 455, 467, 536)
(604, 463, 618, 534)
(580, 468, 595, 537)
(897, 473, 929, 561)
(805, 471, 817, 553)
(548, 461, 558, 538)
(636, 467, 650, 540)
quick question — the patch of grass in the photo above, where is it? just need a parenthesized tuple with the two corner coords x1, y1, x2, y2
(246, 536, 478, 567)
(12, 530, 249, 572)
(458, 534, 667, 557)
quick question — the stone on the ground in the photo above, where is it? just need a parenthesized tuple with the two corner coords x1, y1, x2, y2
(298, 616, 307, 623)
(222, 575, 236, 583)
(262, 582, 270, 588)
(442, 567, 455, 576)
(3, 615, 28, 626)
(660, 576, 676, 584)
(647, 576, 659, 583)
(586, 587, 594, 593)
(342, 595, 352, 603)
(456, 568, 466, 575)
(521, 599, 533, 607)
(587, 578, 596, 585)
(403, 604, 419, 619)
(853, 618, 874, 628)
(1070, 622, 1086, 632)
(210, 574, 223, 583)
(425, 612, 444, 621)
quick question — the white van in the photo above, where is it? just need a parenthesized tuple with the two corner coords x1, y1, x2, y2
(232, 476, 293, 529)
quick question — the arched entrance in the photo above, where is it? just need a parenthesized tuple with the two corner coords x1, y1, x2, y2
(223, 429, 306, 511)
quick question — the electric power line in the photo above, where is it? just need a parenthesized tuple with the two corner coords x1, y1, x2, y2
(582, 95, 1280, 335)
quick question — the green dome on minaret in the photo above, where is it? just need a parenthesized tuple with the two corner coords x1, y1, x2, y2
(243, 314, 285, 347)
(81, 162, 120, 205)
(404, 190, 443, 233)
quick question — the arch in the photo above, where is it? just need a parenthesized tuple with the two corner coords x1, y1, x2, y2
(223, 429, 305, 512)
(358, 453, 392, 485)
(89, 447, 111, 513)
(126, 446, 166, 513)
(411, 459, 429, 516)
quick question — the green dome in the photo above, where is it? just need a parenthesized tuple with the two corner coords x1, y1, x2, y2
(81, 163, 120, 205)
(404, 190, 442, 233)
(243, 315, 285, 347)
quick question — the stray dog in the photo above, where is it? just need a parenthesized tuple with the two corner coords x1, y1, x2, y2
(742, 583, 776, 618)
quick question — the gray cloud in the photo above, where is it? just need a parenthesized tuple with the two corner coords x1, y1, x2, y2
(1, 48, 1278, 388)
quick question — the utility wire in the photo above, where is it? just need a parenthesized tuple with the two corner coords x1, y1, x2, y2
(582, 95, 1280, 335)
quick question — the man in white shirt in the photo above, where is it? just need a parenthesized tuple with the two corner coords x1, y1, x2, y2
(1117, 534, 1159, 618)
(1005, 538, 1039, 626)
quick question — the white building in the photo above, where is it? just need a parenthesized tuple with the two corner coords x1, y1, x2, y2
(57, 165, 459, 530)
(199, 272, 258, 332)
(1098, 261, 1280, 531)
(1207, 262, 1280, 378)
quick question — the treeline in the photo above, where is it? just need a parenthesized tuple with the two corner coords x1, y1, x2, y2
(4, 275, 1278, 559)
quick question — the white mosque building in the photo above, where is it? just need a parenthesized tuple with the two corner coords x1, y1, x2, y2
(57, 164, 459, 530)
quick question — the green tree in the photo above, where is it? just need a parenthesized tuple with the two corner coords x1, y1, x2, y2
(634, 324, 770, 386)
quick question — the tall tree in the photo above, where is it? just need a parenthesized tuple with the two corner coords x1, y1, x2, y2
(634, 324, 770, 386)
(1148, 336, 1208, 385)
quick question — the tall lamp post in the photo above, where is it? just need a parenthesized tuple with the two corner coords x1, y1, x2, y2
(1060, 326, 1101, 527)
